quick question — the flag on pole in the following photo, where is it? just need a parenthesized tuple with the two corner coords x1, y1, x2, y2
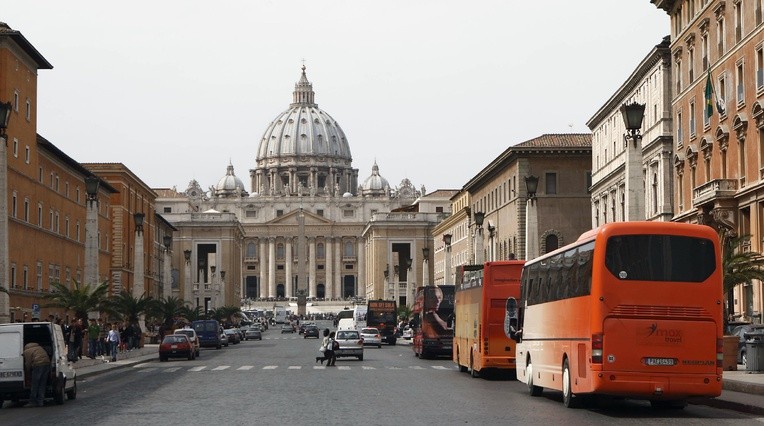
(704, 70, 714, 118)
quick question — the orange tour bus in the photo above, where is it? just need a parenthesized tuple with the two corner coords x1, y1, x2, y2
(513, 221, 723, 408)
(453, 261, 524, 378)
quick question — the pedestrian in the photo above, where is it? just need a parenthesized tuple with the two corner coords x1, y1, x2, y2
(315, 328, 330, 365)
(67, 319, 82, 362)
(87, 318, 100, 359)
(326, 331, 337, 366)
(119, 323, 128, 353)
(97, 318, 107, 357)
(23, 342, 51, 407)
(107, 323, 121, 362)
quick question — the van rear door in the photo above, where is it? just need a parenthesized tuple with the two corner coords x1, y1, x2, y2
(0, 328, 25, 387)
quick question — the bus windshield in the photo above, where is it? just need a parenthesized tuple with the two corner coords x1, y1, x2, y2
(604, 234, 715, 282)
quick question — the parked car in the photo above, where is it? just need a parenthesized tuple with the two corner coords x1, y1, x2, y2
(402, 327, 413, 340)
(334, 329, 364, 360)
(224, 328, 241, 344)
(220, 330, 229, 347)
(173, 328, 201, 357)
(299, 322, 315, 334)
(191, 319, 222, 349)
(303, 325, 320, 339)
(281, 324, 295, 334)
(244, 327, 262, 341)
(159, 334, 195, 361)
(732, 324, 764, 366)
(360, 328, 382, 348)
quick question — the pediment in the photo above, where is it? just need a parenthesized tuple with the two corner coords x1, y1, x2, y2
(268, 209, 332, 225)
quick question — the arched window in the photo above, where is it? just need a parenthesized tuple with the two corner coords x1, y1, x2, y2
(277, 243, 285, 259)
(246, 242, 257, 258)
(317, 243, 325, 259)
(545, 234, 559, 253)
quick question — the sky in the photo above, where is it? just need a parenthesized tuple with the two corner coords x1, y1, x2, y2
(3, 1, 669, 193)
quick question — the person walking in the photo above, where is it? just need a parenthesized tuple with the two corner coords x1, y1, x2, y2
(326, 331, 337, 366)
(23, 342, 51, 407)
(87, 318, 100, 359)
(315, 329, 331, 365)
(107, 323, 121, 362)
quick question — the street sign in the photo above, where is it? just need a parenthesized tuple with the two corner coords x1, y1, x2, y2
(31, 303, 40, 319)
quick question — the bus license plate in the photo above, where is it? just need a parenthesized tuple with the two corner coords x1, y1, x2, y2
(644, 357, 676, 366)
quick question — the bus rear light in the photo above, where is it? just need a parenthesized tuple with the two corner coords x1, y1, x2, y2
(592, 333, 603, 364)
(483, 338, 489, 353)
(716, 338, 723, 368)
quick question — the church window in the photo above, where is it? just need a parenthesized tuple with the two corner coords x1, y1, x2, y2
(277, 244, 285, 259)
(245, 210, 257, 218)
(277, 210, 284, 217)
(317, 243, 325, 259)
(316, 209, 324, 217)
(343, 209, 354, 218)
(246, 243, 257, 258)
(344, 242, 354, 257)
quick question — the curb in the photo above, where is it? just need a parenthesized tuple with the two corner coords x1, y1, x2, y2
(723, 376, 764, 396)
(74, 353, 158, 379)
(690, 396, 764, 415)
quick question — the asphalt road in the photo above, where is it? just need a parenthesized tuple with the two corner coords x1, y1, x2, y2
(0, 320, 761, 425)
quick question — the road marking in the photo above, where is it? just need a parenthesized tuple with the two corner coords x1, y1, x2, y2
(386, 367, 403, 370)
(188, 366, 206, 372)
(263, 365, 278, 369)
(165, 367, 181, 373)
(362, 366, 376, 370)
(313, 366, 326, 369)
(237, 366, 254, 370)
(287, 366, 301, 369)
(133, 363, 152, 368)
(409, 366, 425, 370)
(431, 366, 451, 370)
(212, 366, 230, 371)
(137, 368, 157, 373)
(337, 366, 351, 370)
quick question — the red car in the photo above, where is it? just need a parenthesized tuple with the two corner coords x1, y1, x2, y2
(159, 334, 196, 361)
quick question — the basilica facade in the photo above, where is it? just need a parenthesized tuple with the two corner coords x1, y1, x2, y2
(155, 67, 446, 311)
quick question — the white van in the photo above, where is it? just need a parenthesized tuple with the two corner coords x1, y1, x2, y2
(337, 318, 357, 331)
(0, 322, 77, 406)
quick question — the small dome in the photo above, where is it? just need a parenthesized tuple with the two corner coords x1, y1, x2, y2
(214, 163, 248, 198)
(360, 161, 390, 197)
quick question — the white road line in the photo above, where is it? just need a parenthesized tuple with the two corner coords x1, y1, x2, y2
(409, 366, 425, 370)
(362, 366, 376, 370)
(386, 366, 403, 370)
(431, 366, 450, 370)
(165, 367, 181, 373)
(263, 365, 278, 369)
(212, 366, 230, 371)
(237, 366, 254, 370)
(313, 366, 326, 369)
(287, 366, 301, 369)
(133, 363, 152, 368)
(188, 366, 206, 372)
(137, 368, 157, 373)
(337, 366, 351, 370)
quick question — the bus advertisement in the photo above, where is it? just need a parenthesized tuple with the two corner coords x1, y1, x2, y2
(366, 300, 398, 345)
(514, 221, 723, 408)
(453, 261, 524, 377)
(412, 285, 455, 358)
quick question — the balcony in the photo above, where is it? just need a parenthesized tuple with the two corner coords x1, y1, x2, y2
(692, 179, 738, 208)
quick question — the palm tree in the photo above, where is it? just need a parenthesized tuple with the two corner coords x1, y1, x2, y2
(722, 234, 764, 326)
(148, 296, 187, 328)
(42, 280, 110, 320)
(209, 305, 241, 325)
(178, 305, 205, 324)
(397, 305, 413, 324)
(103, 293, 154, 325)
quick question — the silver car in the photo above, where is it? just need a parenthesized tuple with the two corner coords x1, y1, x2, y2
(244, 327, 262, 341)
(360, 328, 382, 348)
(334, 330, 364, 360)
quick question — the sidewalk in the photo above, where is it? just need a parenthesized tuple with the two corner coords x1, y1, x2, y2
(72, 344, 159, 379)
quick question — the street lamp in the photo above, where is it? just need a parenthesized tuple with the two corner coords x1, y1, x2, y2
(163, 235, 172, 250)
(525, 175, 539, 200)
(134, 212, 145, 233)
(474, 211, 485, 265)
(422, 247, 430, 260)
(162, 235, 172, 299)
(422, 246, 430, 286)
(183, 249, 192, 302)
(0, 101, 11, 323)
(443, 234, 452, 285)
(621, 102, 646, 145)
(85, 176, 100, 201)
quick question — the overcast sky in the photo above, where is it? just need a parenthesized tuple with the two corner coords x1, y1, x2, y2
(3, 1, 668, 193)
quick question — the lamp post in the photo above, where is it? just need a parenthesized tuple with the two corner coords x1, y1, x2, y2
(422, 246, 430, 286)
(621, 102, 646, 221)
(183, 249, 192, 303)
(220, 270, 226, 307)
(83, 176, 100, 290)
(474, 211, 485, 265)
(524, 175, 539, 261)
(133, 212, 146, 332)
(383, 265, 391, 300)
(210, 265, 217, 310)
(405, 257, 413, 307)
(443, 234, 452, 285)
(393, 264, 400, 304)
(163, 235, 172, 300)
(0, 100, 12, 323)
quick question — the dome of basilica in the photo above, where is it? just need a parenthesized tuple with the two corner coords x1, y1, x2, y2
(214, 163, 248, 198)
(360, 161, 390, 197)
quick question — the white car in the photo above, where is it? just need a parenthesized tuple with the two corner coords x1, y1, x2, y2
(360, 328, 382, 348)
(402, 327, 413, 340)
(173, 328, 201, 357)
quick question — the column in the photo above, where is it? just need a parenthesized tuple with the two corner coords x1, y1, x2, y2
(334, 239, 342, 297)
(325, 237, 333, 299)
(309, 237, 316, 298)
(84, 193, 99, 286)
(285, 238, 292, 298)
(475, 225, 484, 265)
(444, 246, 452, 285)
(184, 252, 192, 303)
(525, 200, 539, 261)
(268, 237, 276, 298)
(257, 238, 268, 297)
(625, 134, 645, 220)
(133, 217, 145, 332)
(422, 258, 429, 287)
(357, 239, 364, 297)
(163, 247, 172, 299)
(0, 133, 9, 323)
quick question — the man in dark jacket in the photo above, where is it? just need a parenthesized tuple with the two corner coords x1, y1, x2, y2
(23, 342, 51, 407)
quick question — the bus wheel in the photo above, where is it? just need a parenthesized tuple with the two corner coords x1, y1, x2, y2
(526, 361, 542, 396)
(457, 350, 468, 372)
(469, 354, 479, 378)
(562, 359, 581, 408)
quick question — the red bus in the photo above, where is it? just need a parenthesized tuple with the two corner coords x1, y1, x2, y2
(514, 221, 723, 408)
(411, 286, 454, 358)
(453, 261, 524, 377)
